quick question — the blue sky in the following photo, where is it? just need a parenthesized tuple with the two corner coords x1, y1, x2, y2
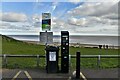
(0, 0, 119, 35)
(2, 2, 82, 17)
(2, 2, 34, 15)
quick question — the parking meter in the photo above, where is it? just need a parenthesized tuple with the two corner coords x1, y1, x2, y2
(61, 31, 69, 73)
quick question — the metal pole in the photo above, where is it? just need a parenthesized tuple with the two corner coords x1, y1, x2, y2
(69, 55, 71, 72)
(37, 55, 39, 67)
(97, 55, 101, 68)
(3, 54, 7, 67)
(76, 52, 80, 79)
(45, 30, 48, 46)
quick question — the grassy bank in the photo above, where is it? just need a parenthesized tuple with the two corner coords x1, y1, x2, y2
(2, 35, 119, 69)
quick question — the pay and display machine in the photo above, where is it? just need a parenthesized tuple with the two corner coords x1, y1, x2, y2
(61, 31, 69, 73)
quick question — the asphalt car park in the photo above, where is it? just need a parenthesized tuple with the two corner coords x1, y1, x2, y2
(1, 68, 119, 80)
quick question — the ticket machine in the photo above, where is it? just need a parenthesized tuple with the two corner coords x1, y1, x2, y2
(61, 31, 69, 73)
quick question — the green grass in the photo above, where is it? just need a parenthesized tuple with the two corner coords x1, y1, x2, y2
(1, 35, 119, 69)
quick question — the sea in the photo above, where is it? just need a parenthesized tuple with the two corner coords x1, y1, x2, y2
(7, 35, 119, 46)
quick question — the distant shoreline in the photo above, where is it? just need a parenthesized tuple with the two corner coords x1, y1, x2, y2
(3, 35, 119, 49)
(22, 40, 120, 49)
(7, 35, 119, 47)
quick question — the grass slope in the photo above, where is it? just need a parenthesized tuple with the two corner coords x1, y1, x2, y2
(2, 35, 119, 69)
(2, 35, 45, 55)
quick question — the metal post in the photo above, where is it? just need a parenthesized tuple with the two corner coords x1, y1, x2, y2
(69, 55, 71, 72)
(37, 55, 39, 67)
(76, 52, 80, 79)
(45, 30, 48, 46)
(97, 55, 101, 68)
(3, 54, 7, 67)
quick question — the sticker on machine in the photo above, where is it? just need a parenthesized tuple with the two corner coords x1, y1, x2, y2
(49, 52, 56, 61)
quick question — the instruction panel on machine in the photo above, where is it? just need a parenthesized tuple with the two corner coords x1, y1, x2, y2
(49, 52, 56, 61)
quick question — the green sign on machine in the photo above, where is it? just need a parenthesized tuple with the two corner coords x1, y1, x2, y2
(42, 13, 51, 31)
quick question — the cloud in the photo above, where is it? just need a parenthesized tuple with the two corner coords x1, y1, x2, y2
(0, 21, 32, 30)
(68, 0, 81, 4)
(32, 14, 42, 27)
(46, 2, 59, 13)
(0, 21, 10, 27)
(82, 0, 119, 2)
(67, 2, 118, 17)
(64, 1, 118, 35)
(0, 12, 28, 22)
(0, 12, 42, 35)
(1, 2, 119, 35)
(51, 14, 118, 35)
(101, 13, 119, 20)
(51, 2, 58, 12)
(68, 17, 87, 26)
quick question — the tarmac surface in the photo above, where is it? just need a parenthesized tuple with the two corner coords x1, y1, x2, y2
(1, 68, 120, 80)
(2, 68, 72, 80)
(80, 68, 119, 80)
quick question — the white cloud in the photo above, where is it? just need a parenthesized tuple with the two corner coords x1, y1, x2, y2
(67, 16, 111, 27)
(68, 17, 87, 26)
(1, 1, 119, 35)
(101, 13, 119, 20)
(83, 0, 119, 2)
(68, 0, 81, 4)
(67, 2, 118, 17)
(29, 14, 118, 35)
(0, 12, 42, 35)
(0, 21, 32, 30)
(64, 1, 119, 35)
(51, 14, 118, 35)
(32, 14, 42, 27)
(51, 2, 58, 12)
(0, 12, 28, 22)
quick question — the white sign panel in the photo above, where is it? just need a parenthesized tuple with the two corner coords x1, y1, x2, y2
(49, 52, 56, 61)
(40, 32, 53, 44)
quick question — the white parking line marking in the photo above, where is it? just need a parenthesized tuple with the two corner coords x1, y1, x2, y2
(73, 71, 76, 75)
(68, 76, 72, 80)
(80, 72, 87, 80)
(12, 70, 32, 80)
(72, 71, 87, 80)
(12, 71, 21, 80)
(24, 71, 32, 80)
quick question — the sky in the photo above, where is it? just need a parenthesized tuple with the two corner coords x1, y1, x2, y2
(0, 0, 119, 35)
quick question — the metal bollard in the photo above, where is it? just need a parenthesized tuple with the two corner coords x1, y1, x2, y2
(76, 52, 80, 79)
